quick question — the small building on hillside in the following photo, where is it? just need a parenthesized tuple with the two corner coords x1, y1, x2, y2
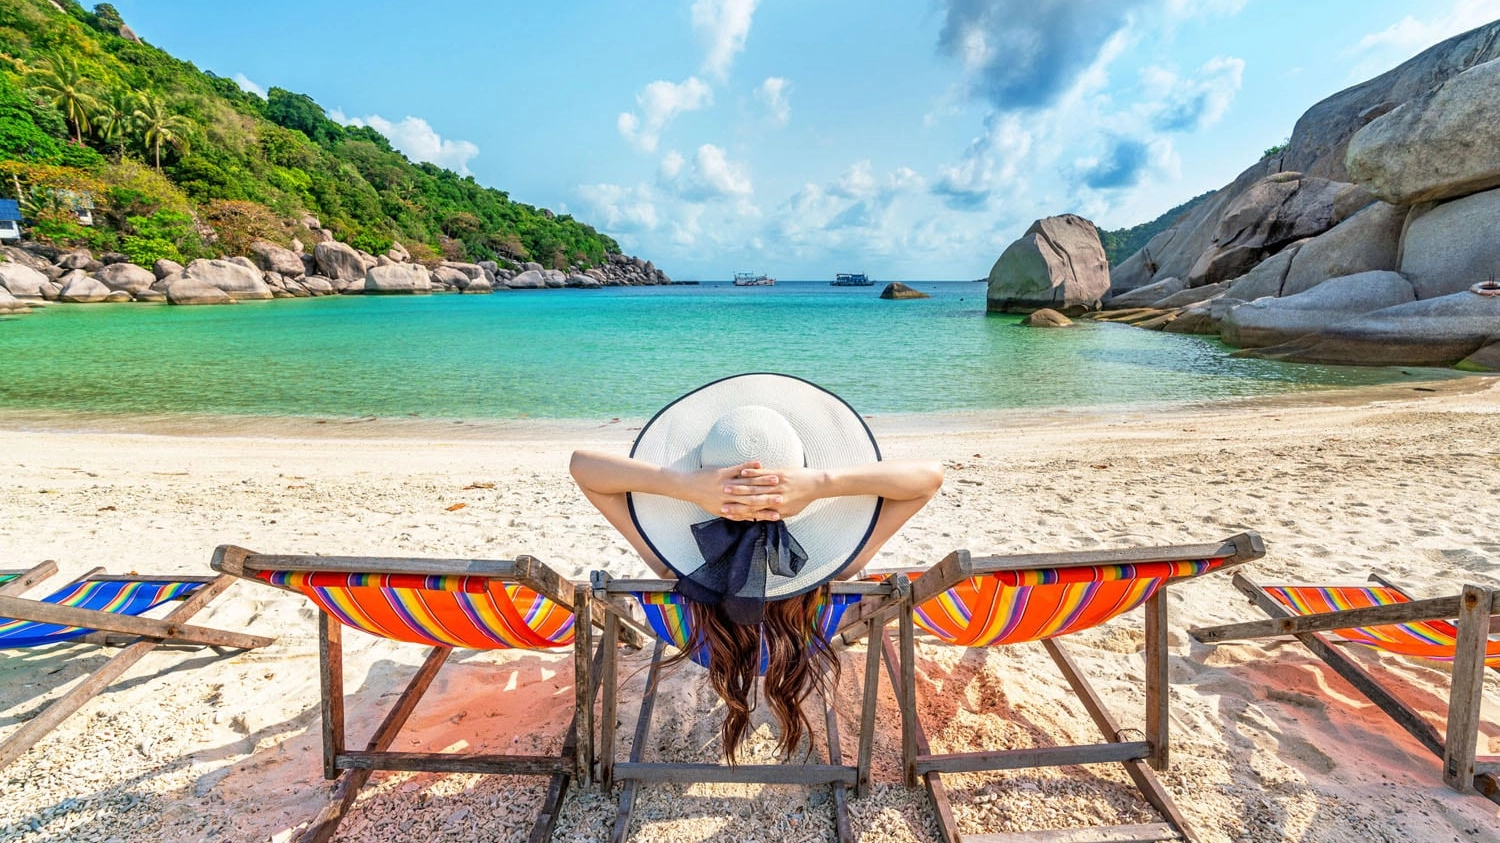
(0, 199, 21, 242)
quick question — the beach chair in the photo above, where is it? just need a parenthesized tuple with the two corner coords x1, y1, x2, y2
(212, 546, 629, 843)
(1189, 571, 1500, 803)
(0, 560, 273, 770)
(868, 532, 1265, 843)
(589, 572, 908, 843)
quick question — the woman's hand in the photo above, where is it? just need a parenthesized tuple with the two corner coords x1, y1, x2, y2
(683, 461, 786, 521)
(722, 466, 827, 520)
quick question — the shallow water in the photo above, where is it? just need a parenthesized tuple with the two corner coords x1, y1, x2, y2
(0, 281, 1465, 420)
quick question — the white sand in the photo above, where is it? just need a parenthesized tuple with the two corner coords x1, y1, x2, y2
(2, 378, 1498, 842)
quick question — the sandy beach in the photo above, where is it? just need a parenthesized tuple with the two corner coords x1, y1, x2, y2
(2, 378, 1499, 843)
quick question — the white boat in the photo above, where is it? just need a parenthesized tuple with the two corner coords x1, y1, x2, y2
(831, 272, 873, 286)
(733, 272, 775, 287)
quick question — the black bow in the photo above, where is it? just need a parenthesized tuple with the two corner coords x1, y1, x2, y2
(676, 518, 808, 624)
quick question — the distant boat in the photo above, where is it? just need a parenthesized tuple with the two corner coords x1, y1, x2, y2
(733, 272, 775, 287)
(831, 272, 874, 286)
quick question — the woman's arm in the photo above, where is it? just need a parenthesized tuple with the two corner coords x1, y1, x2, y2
(721, 460, 944, 520)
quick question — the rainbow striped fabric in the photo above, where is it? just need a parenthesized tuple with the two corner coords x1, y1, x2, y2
(911, 558, 1225, 647)
(632, 591, 860, 669)
(256, 571, 574, 649)
(1265, 585, 1500, 667)
(0, 579, 203, 648)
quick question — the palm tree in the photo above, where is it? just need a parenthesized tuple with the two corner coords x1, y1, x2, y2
(132, 93, 192, 170)
(93, 87, 137, 156)
(28, 56, 99, 143)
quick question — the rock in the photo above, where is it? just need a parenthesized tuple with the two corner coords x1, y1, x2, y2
(133, 288, 166, 303)
(0, 263, 49, 298)
(94, 262, 156, 294)
(1399, 188, 1500, 299)
(1283, 20, 1500, 182)
(1188, 174, 1366, 286)
(0, 287, 31, 314)
(1020, 308, 1073, 327)
(1154, 282, 1227, 309)
(1280, 201, 1405, 296)
(38, 280, 59, 300)
(166, 276, 234, 305)
(1235, 286, 1499, 366)
(1106, 276, 1187, 310)
(565, 274, 602, 289)
(1, 245, 54, 271)
(301, 275, 334, 295)
(357, 251, 378, 271)
(153, 258, 184, 280)
(1221, 270, 1416, 348)
(431, 265, 469, 288)
(880, 282, 930, 300)
(104, 290, 132, 302)
(507, 270, 547, 289)
(523, 261, 544, 272)
(461, 277, 493, 294)
(1224, 246, 1302, 301)
(313, 241, 366, 283)
(387, 241, 410, 262)
(987, 214, 1109, 314)
(98, 252, 131, 265)
(442, 261, 485, 281)
(1346, 56, 1500, 205)
(57, 249, 99, 271)
(1163, 302, 1219, 334)
(1458, 340, 1500, 372)
(364, 263, 432, 294)
(183, 258, 273, 300)
(227, 255, 259, 272)
(58, 275, 112, 302)
(249, 240, 306, 277)
(543, 270, 567, 288)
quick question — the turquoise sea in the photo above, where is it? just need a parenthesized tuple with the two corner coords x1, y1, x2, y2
(0, 281, 1465, 421)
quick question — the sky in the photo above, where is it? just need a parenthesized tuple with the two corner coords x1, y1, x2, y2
(107, 0, 1500, 281)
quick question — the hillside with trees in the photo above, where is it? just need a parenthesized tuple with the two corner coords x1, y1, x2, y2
(1099, 190, 1215, 267)
(0, 0, 620, 270)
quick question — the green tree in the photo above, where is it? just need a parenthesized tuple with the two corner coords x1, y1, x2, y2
(93, 86, 135, 155)
(132, 92, 192, 170)
(27, 55, 99, 143)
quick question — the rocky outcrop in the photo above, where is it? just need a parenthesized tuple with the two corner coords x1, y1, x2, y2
(1279, 202, 1404, 296)
(507, 270, 548, 289)
(58, 274, 112, 303)
(1186, 174, 1367, 286)
(0, 287, 33, 314)
(880, 282, 930, 300)
(1398, 188, 1500, 299)
(183, 259, 273, 300)
(0, 263, 49, 298)
(166, 276, 234, 305)
(1107, 276, 1187, 309)
(987, 215, 1109, 314)
(1220, 271, 1416, 348)
(95, 262, 156, 294)
(364, 263, 431, 294)
(249, 240, 307, 278)
(153, 258, 184, 280)
(1021, 308, 1072, 327)
(314, 241, 366, 285)
(565, 274, 602, 289)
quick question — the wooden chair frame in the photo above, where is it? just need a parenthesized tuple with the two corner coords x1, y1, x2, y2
(1, 560, 273, 770)
(213, 546, 624, 843)
(881, 532, 1265, 843)
(1190, 571, 1500, 803)
(589, 572, 909, 843)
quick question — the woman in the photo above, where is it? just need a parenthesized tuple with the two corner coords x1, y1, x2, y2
(570, 373, 942, 759)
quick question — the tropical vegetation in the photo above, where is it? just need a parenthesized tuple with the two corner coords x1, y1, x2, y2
(0, 0, 621, 269)
(1099, 190, 1215, 267)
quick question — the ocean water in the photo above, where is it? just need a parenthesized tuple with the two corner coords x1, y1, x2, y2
(0, 281, 1461, 420)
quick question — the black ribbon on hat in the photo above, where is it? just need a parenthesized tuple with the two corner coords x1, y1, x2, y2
(676, 518, 808, 625)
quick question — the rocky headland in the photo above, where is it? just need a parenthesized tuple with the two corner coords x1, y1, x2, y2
(985, 20, 1500, 372)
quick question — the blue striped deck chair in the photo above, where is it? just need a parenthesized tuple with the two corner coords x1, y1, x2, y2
(0, 560, 272, 770)
(589, 572, 907, 843)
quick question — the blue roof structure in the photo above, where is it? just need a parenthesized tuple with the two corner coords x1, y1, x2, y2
(0, 199, 20, 221)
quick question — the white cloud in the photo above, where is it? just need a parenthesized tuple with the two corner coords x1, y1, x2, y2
(574, 183, 660, 232)
(1355, 0, 1500, 53)
(333, 112, 480, 174)
(692, 0, 759, 81)
(232, 73, 265, 99)
(1142, 56, 1244, 131)
(617, 77, 714, 153)
(755, 77, 791, 127)
(660, 144, 753, 201)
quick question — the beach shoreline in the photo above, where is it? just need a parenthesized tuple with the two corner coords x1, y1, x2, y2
(2, 378, 1498, 842)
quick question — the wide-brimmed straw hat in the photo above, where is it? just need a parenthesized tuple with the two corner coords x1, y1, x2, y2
(628, 373, 882, 618)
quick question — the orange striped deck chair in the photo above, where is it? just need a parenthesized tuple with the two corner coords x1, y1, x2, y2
(1191, 571, 1500, 803)
(870, 532, 1265, 843)
(213, 546, 616, 843)
(1, 560, 272, 771)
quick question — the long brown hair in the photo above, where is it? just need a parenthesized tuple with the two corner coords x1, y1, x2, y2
(665, 585, 840, 761)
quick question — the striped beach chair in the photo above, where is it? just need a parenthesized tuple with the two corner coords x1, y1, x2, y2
(1191, 571, 1500, 802)
(212, 546, 615, 843)
(870, 532, 1265, 843)
(0, 560, 272, 770)
(589, 572, 907, 843)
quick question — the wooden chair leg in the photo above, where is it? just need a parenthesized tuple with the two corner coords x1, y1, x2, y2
(880, 629, 960, 843)
(822, 692, 854, 843)
(611, 639, 666, 843)
(1444, 585, 1492, 793)
(573, 584, 594, 788)
(1145, 589, 1169, 770)
(856, 625, 882, 795)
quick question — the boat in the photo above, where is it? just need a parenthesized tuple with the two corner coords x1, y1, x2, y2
(831, 272, 874, 286)
(733, 272, 775, 287)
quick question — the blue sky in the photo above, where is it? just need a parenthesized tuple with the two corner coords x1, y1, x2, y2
(109, 0, 1500, 280)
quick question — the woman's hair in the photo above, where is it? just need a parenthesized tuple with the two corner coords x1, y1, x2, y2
(665, 584, 840, 761)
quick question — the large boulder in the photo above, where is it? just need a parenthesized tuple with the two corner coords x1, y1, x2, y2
(94, 262, 156, 294)
(987, 214, 1109, 314)
(1187, 174, 1368, 286)
(1224, 245, 1302, 301)
(153, 258, 184, 280)
(301, 275, 335, 295)
(1235, 286, 1500, 366)
(430, 265, 470, 288)
(1221, 270, 1417, 348)
(58, 274, 112, 303)
(1399, 188, 1500, 299)
(507, 270, 548, 289)
(1020, 308, 1072, 327)
(313, 241, 366, 284)
(364, 263, 431, 294)
(1, 245, 53, 271)
(166, 276, 234, 305)
(565, 274, 602, 289)
(387, 241, 410, 262)
(0, 263, 49, 298)
(249, 240, 307, 277)
(1280, 201, 1405, 296)
(1105, 276, 1187, 310)
(440, 261, 485, 281)
(0, 287, 32, 314)
(57, 250, 101, 272)
(461, 277, 493, 294)
(1345, 56, 1500, 205)
(183, 259, 273, 300)
(881, 282, 931, 300)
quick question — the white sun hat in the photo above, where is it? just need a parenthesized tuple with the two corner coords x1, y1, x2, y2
(628, 373, 882, 608)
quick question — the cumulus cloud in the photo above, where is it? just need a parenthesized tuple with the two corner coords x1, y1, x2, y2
(617, 77, 714, 153)
(232, 73, 265, 98)
(1080, 138, 1151, 189)
(333, 112, 480, 174)
(1144, 56, 1244, 131)
(574, 183, 660, 232)
(659, 144, 753, 201)
(755, 77, 791, 127)
(936, 0, 1146, 111)
(931, 112, 1034, 209)
(693, 0, 759, 81)
(1355, 0, 1500, 53)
